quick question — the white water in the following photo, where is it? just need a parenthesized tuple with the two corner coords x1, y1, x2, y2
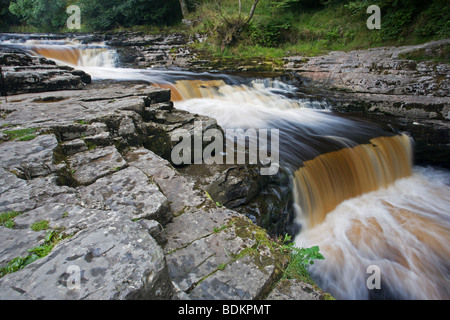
(5, 39, 449, 300)
(295, 166, 450, 300)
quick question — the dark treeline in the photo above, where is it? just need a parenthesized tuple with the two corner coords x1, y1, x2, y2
(0, 0, 448, 51)
(0, 0, 184, 31)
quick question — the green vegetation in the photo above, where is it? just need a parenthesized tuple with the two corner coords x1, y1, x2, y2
(188, 0, 449, 59)
(0, 229, 66, 278)
(8, 0, 66, 31)
(3, 127, 38, 142)
(78, 0, 182, 31)
(3, 0, 182, 32)
(30, 220, 50, 231)
(0, 211, 22, 229)
(219, 217, 325, 286)
(1, 0, 448, 59)
(280, 234, 324, 283)
(399, 44, 450, 62)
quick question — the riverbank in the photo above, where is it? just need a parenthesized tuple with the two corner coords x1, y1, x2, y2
(0, 48, 332, 300)
(0, 33, 449, 300)
(6, 32, 445, 166)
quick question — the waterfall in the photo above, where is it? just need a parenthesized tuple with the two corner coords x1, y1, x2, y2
(1, 38, 119, 69)
(6, 37, 449, 300)
(294, 134, 413, 229)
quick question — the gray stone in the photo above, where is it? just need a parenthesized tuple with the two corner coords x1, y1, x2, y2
(206, 165, 270, 209)
(0, 169, 78, 214)
(78, 166, 172, 224)
(1, 51, 91, 95)
(0, 134, 58, 179)
(267, 279, 327, 300)
(138, 220, 167, 245)
(188, 255, 275, 300)
(125, 148, 204, 213)
(60, 139, 88, 156)
(68, 146, 128, 186)
(0, 209, 175, 300)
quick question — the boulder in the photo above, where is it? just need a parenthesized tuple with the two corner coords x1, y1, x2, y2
(78, 166, 172, 224)
(0, 51, 91, 95)
(0, 207, 174, 300)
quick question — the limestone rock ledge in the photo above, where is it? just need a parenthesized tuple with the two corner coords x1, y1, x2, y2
(0, 50, 92, 95)
(0, 82, 327, 300)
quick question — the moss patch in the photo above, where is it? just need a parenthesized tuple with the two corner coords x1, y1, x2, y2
(216, 216, 331, 298)
(0, 229, 67, 278)
(3, 128, 39, 142)
(0, 211, 22, 229)
(30, 220, 50, 232)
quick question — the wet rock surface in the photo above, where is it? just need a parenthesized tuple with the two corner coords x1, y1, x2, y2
(284, 39, 450, 167)
(0, 59, 324, 300)
(0, 50, 91, 94)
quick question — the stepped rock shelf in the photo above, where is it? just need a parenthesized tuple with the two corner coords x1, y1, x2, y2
(0, 59, 328, 299)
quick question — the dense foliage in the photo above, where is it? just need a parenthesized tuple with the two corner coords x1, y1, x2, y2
(79, 0, 182, 31)
(1, 0, 448, 55)
(4, 0, 183, 31)
(189, 0, 449, 58)
(8, 0, 66, 30)
(344, 0, 449, 41)
(0, 0, 18, 29)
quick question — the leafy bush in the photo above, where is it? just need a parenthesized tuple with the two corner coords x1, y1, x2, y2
(250, 16, 292, 47)
(345, 0, 449, 42)
(79, 0, 182, 31)
(0, 0, 19, 28)
(414, 0, 450, 38)
(9, 0, 67, 30)
(281, 235, 325, 281)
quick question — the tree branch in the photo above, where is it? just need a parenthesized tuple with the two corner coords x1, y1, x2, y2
(245, 0, 260, 25)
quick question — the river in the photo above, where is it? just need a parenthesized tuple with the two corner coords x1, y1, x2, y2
(2, 36, 449, 300)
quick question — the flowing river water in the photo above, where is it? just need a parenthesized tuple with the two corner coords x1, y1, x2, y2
(3, 37, 449, 300)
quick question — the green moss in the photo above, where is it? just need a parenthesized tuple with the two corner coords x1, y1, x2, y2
(216, 216, 331, 298)
(399, 45, 450, 63)
(17, 134, 37, 142)
(30, 220, 50, 232)
(3, 128, 39, 141)
(0, 211, 22, 229)
(0, 229, 67, 278)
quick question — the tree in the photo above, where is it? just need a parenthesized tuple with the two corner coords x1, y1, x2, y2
(1, 0, 19, 29)
(179, 0, 188, 19)
(9, 0, 67, 30)
(215, 0, 260, 51)
(79, 0, 182, 31)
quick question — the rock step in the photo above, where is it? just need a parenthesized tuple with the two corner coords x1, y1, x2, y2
(0, 68, 327, 299)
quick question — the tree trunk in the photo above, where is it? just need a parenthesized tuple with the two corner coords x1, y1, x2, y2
(245, 0, 260, 24)
(179, 0, 188, 19)
(218, 0, 261, 53)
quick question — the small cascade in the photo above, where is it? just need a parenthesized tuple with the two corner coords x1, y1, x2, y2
(3, 36, 449, 300)
(293, 134, 413, 229)
(31, 44, 118, 68)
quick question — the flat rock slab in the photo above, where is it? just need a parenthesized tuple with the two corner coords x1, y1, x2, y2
(68, 146, 128, 186)
(0, 134, 59, 179)
(188, 255, 275, 300)
(1, 51, 91, 95)
(79, 166, 172, 224)
(0, 209, 174, 300)
(0, 169, 78, 214)
(125, 148, 204, 213)
(267, 279, 328, 300)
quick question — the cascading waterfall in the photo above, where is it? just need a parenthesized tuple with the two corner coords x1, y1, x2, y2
(294, 134, 414, 230)
(7, 38, 449, 300)
(1, 38, 119, 68)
